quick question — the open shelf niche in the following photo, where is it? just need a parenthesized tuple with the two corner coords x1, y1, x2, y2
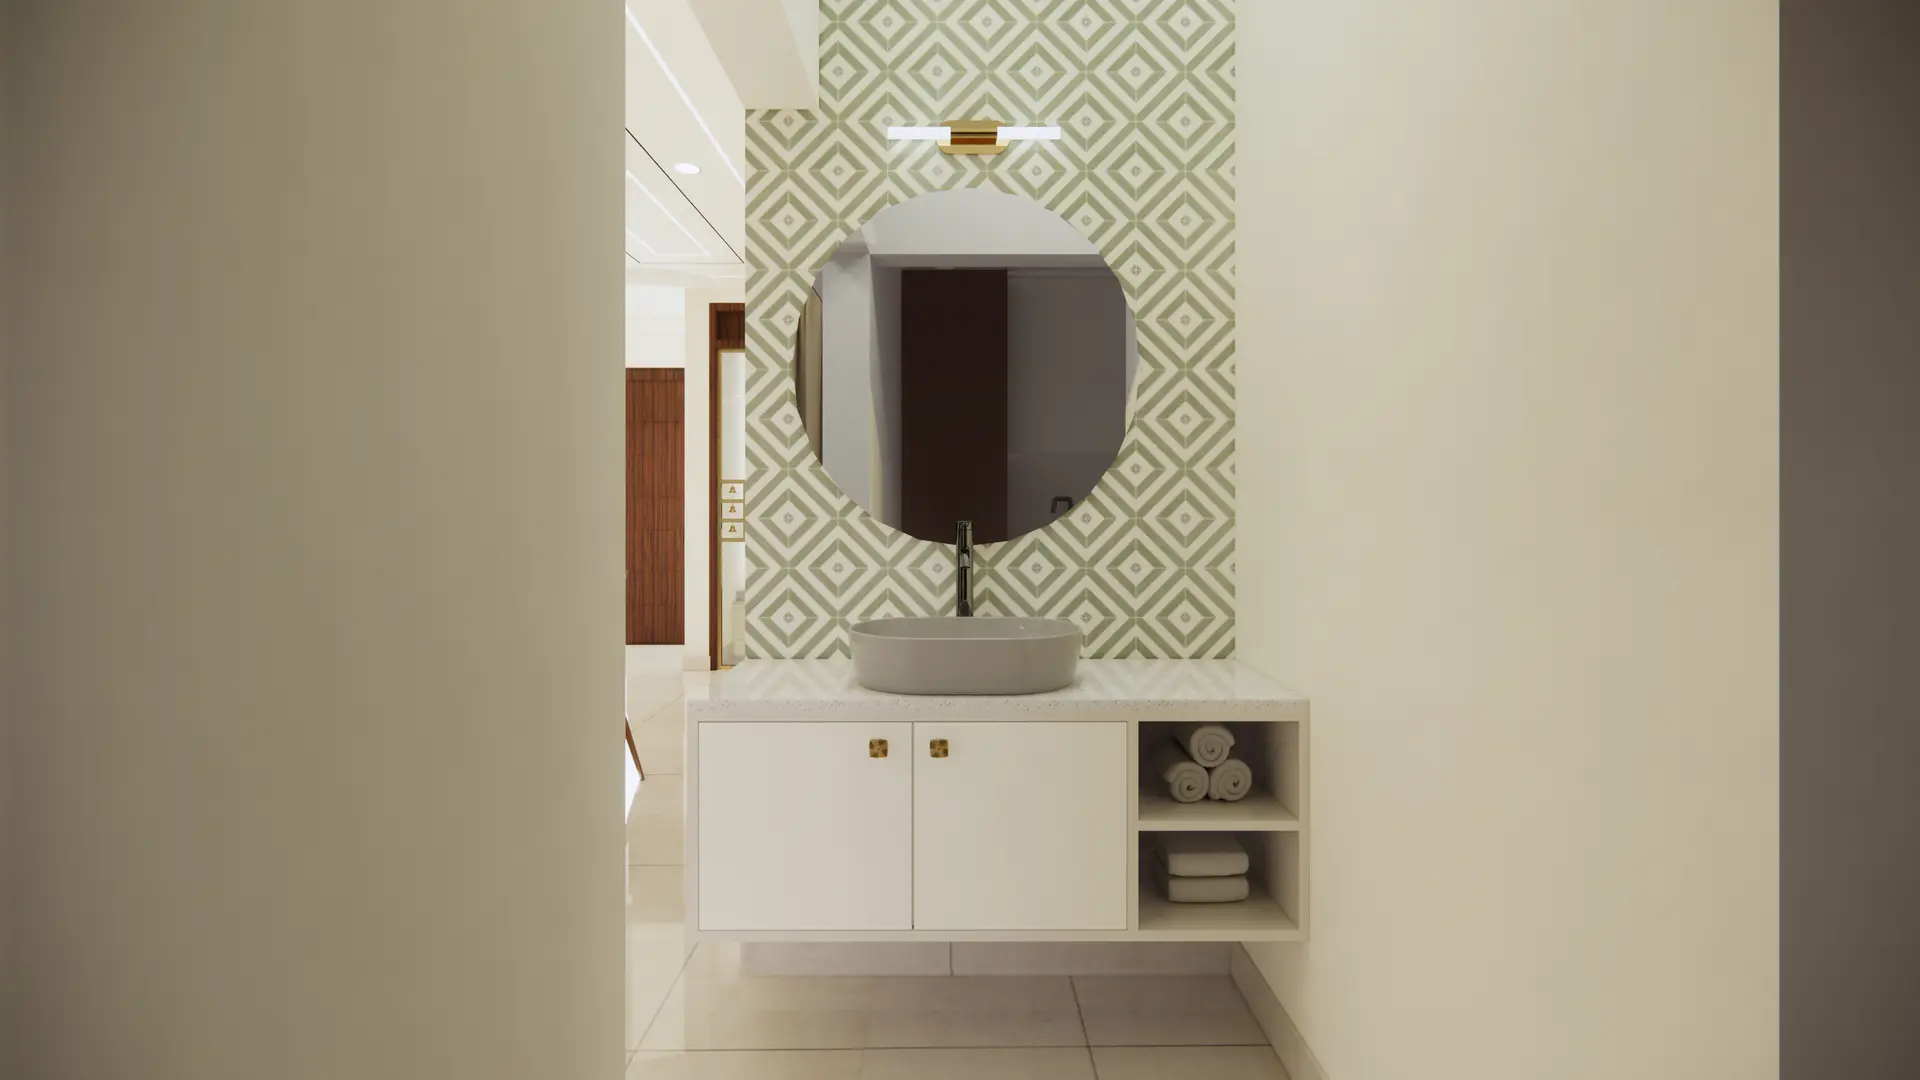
(1131, 719, 1307, 940)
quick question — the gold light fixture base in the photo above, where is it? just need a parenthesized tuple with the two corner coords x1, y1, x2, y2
(938, 118, 1005, 155)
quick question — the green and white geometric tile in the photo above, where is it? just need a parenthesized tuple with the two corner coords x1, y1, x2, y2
(746, 0, 1235, 659)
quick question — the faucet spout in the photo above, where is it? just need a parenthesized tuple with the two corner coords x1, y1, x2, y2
(954, 520, 974, 617)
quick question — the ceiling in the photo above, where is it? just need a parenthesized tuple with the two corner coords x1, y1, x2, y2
(625, 0, 746, 284)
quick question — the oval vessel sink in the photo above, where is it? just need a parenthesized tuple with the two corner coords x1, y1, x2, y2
(850, 617, 1081, 696)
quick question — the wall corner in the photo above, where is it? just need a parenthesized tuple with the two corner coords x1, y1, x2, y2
(1231, 944, 1331, 1080)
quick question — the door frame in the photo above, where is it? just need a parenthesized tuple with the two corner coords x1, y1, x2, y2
(707, 302, 746, 669)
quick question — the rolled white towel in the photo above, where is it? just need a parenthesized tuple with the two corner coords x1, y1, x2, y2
(1153, 832, 1250, 877)
(1207, 758, 1253, 802)
(1171, 722, 1235, 768)
(1153, 859, 1249, 903)
(1149, 740, 1208, 804)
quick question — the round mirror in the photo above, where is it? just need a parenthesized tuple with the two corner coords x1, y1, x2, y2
(790, 188, 1138, 545)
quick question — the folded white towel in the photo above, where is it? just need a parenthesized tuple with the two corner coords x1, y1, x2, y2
(1153, 832, 1250, 878)
(1171, 722, 1235, 768)
(1153, 859, 1249, 903)
(1149, 740, 1209, 804)
(1207, 759, 1253, 802)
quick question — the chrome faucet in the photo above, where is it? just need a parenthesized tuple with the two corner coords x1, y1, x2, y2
(954, 520, 974, 617)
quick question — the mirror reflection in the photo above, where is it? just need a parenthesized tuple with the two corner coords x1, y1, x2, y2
(792, 188, 1137, 545)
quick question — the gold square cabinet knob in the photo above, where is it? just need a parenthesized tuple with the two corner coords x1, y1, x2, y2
(868, 738, 888, 758)
(929, 738, 949, 758)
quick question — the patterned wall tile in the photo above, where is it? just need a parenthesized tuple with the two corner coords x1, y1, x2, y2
(745, 0, 1235, 658)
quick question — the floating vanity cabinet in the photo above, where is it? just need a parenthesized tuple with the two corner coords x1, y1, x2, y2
(913, 721, 1127, 931)
(687, 659, 1311, 943)
(696, 721, 913, 931)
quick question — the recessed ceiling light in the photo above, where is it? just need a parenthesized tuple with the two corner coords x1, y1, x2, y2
(673, 162, 701, 175)
(626, 6, 743, 186)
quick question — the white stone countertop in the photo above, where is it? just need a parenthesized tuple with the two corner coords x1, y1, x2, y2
(688, 659, 1309, 722)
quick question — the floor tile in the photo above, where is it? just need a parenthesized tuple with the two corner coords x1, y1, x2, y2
(640, 982, 868, 1051)
(628, 687, 681, 722)
(630, 699, 686, 776)
(627, 865, 695, 1050)
(740, 943, 951, 977)
(631, 650, 684, 672)
(1091, 1046, 1287, 1079)
(859, 1047, 1096, 1079)
(632, 691, 684, 721)
(627, 865, 688, 932)
(621, 663, 700, 1053)
(641, 944, 869, 1051)
(952, 943, 1228, 977)
(642, 950, 1086, 1051)
(627, 1050, 860, 1079)
(626, 646, 687, 720)
(1073, 976, 1267, 1047)
(628, 773, 686, 866)
(628, 937, 695, 1047)
(861, 976, 1086, 1048)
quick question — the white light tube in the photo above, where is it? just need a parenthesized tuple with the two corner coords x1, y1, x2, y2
(997, 126, 1062, 143)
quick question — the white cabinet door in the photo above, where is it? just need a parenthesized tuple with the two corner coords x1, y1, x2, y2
(698, 722, 913, 931)
(913, 721, 1128, 931)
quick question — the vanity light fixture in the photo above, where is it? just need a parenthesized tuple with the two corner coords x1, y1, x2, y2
(887, 126, 951, 143)
(886, 119, 1062, 156)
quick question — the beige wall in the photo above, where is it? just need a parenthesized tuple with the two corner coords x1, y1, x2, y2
(6, 4, 623, 1078)
(627, 281, 687, 368)
(1236, 4, 1778, 1078)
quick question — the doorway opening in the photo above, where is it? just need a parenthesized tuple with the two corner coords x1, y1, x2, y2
(707, 302, 746, 669)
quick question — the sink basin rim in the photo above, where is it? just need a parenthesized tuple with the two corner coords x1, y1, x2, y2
(850, 616, 1079, 643)
(849, 617, 1082, 696)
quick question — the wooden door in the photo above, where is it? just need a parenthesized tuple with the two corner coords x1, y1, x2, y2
(913, 721, 1129, 931)
(901, 269, 1009, 543)
(627, 369, 684, 644)
(697, 722, 914, 931)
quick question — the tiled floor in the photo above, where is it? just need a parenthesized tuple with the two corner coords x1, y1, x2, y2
(624, 647, 1288, 1079)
